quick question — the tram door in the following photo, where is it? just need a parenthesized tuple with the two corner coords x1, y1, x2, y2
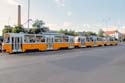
(69, 37, 74, 48)
(46, 36, 54, 50)
(81, 38, 85, 47)
(93, 38, 97, 46)
(12, 37, 22, 52)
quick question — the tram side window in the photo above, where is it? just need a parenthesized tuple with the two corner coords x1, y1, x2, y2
(86, 38, 89, 42)
(104, 38, 107, 41)
(93, 39, 96, 42)
(97, 38, 99, 41)
(41, 38, 45, 42)
(30, 38, 36, 43)
(55, 37, 59, 42)
(36, 36, 45, 43)
(24, 35, 36, 43)
(110, 38, 113, 41)
(81, 39, 85, 42)
(90, 38, 93, 42)
(63, 36, 68, 42)
(36, 36, 40, 43)
(24, 36, 29, 43)
(30, 36, 36, 43)
(41, 36, 45, 42)
(97, 38, 102, 41)
(98, 38, 100, 41)
(115, 38, 118, 41)
(100, 38, 103, 41)
(55, 36, 62, 43)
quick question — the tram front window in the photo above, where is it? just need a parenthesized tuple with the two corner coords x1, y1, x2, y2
(4, 37, 10, 43)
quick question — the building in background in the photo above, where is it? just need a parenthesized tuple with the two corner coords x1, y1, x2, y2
(103, 30, 122, 39)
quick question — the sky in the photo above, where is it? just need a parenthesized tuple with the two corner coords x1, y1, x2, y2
(0, 0, 125, 35)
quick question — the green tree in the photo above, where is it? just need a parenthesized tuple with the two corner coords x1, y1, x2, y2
(58, 29, 78, 36)
(40, 26, 49, 32)
(98, 29, 104, 37)
(2, 25, 13, 36)
(12, 25, 25, 33)
(83, 31, 97, 36)
(58, 29, 68, 34)
(29, 28, 40, 34)
(32, 19, 49, 34)
(32, 20, 45, 29)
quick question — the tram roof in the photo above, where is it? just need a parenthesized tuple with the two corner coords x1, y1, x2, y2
(5, 32, 75, 37)
(4, 33, 24, 35)
(42, 32, 64, 35)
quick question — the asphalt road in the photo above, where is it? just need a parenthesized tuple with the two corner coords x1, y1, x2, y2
(0, 44, 125, 83)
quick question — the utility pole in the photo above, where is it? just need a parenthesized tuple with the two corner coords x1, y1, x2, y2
(28, 0, 30, 32)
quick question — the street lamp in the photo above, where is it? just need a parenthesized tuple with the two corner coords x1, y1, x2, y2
(28, 0, 30, 32)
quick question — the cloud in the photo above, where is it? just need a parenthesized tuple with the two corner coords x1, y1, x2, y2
(45, 22, 125, 33)
(63, 21, 73, 27)
(46, 21, 73, 27)
(82, 24, 90, 27)
(46, 23, 58, 28)
(45, 21, 73, 30)
(54, 0, 65, 7)
(103, 27, 117, 31)
(67, 11, 72, 16)
(80, 24, 104, 32)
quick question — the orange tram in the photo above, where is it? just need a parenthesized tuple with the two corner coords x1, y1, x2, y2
(3, 32, 118, 53)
